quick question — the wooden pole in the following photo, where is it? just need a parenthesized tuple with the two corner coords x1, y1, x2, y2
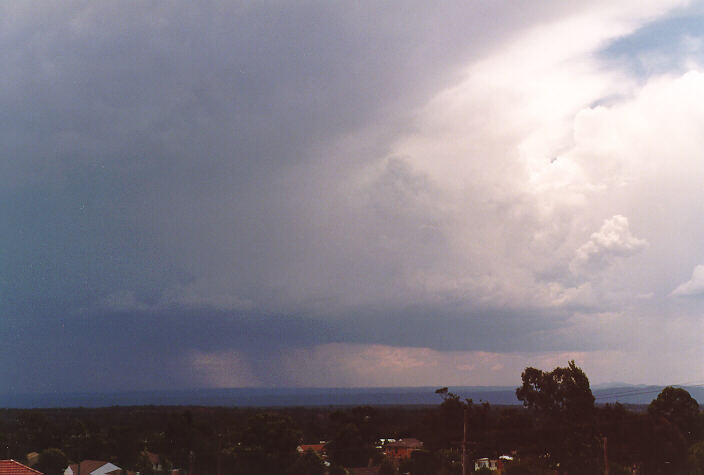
(603, 436, 608, 475)
(217, 434, 222, 475)
(462, 407, 468, 475)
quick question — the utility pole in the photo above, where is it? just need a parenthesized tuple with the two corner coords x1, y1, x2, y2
(217, 434, 222, 475)
(603, 436, 608, 475)
(462, 406, 468, 475)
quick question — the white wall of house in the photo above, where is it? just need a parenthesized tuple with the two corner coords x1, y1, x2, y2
(91, 462, 121, 475)
(63, 462, 121, 475)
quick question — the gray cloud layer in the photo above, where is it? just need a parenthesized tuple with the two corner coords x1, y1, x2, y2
(2, 1, 704, 391)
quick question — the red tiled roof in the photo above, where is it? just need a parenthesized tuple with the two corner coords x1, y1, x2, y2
(0, 460, 43, 475)
(298, 444, 326, 454)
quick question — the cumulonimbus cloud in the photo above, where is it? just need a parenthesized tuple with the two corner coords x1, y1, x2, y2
(4, 0, 704, 391)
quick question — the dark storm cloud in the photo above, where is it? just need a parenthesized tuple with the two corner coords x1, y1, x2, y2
(1, 1, 575, 308)
(1, 1, 543, 308)
(0, 302, 594, 392)
(0, 0, 642, 391)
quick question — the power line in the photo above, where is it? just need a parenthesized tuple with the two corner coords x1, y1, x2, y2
(596, 386, 698, 401)
(594, 382, 704, 401)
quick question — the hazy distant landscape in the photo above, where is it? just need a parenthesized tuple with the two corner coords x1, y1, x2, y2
(2, 384, 702, 409)
(4, 366, 704, 474)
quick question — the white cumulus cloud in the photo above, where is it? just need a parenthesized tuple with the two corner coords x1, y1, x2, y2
(570, 215, 648, 275)
(671, 264, 704, 296)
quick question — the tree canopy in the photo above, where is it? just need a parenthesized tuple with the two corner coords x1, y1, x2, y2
(516, 360, 595, 420)
(648, 386, 700, 442)
(516, 360, 598, 474)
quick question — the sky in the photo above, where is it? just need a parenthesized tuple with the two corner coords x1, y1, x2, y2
(3, 0, 704, 393)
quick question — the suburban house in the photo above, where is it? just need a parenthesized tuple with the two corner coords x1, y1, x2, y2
(475, 455, 514, 473)
(296, 443, 326, 456)
(0, 460, 43, 475)
(63, 460, 121, 475)
(383, 438, 423, 460)
(475, 457, 499, 471)
(142, 451, 163, 472)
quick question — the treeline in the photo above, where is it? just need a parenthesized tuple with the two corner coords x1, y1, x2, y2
(428, 362, 704, 474)
(0, 405, 426, 474)
(2, 362, 704, 474)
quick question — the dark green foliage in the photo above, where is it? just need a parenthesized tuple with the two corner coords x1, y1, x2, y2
(503, 453, 559, 475)
(289, 449, 326, 475)
(516, 361, 594, 420)
(640, 414, 688, 474)
(229, 412, 302, 475)
(436, 449, 462, 474)
(516, 360, 600, 474)
(648, 386, 700, 442)
(605, 464, 633, 475)
(326, 407, 379, 468)
(398, 450, 440, 475)
(134, 452, 159, 475)
(379, 457, 397, 475)
(329, 463, 349, 475)
(420, 388, 470, 452)
(327, 423, 374, 468)
(240, 413, 302, 456)
(0, 371, 701, 475)
(504, 457, 553, 474)
(688, 440, 704, 474)
(493, 408, 534, 454)
(35, 447, 68, 475)
(594, 398, 695, 474)
(427, 389, 466, 449)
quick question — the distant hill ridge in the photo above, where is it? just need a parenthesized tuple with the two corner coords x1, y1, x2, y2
(1, 385, 702, 408)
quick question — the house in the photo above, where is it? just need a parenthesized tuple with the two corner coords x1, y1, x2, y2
(296, 444, 326, 456)
(383, 438, 423, 460)
(475, 457, 508, 472)
(0, 460, 43, 475)
(63, 460, 121, 475)
(142, 451, 163, 472)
